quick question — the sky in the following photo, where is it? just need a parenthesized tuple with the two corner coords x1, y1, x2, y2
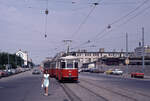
(0, 0, 150, 64)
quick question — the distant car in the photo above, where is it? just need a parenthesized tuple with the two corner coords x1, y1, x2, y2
(112, 69, 123, 75)
(82, 68, 90, 72)
(105, 69, 113, 75)
(32, 69, 41, 75)
(78, 69, 82, 73)
(131, 72, 144, 78)
(90, 68, 100, 73)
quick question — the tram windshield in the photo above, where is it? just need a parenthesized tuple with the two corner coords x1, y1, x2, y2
(67, 61, 73, 68)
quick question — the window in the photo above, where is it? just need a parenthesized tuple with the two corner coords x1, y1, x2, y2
(61, 62, 65, 68)
(74, 62, 78, 68)
(67, 61, 73, 68)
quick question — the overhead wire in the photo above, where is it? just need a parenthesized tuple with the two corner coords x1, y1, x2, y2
(92, 3, 150, 48)
(93, 0, 149, 42)
(110, 0, 149, 25)
(70, 1, 102, 50)
(72, 0, 149, 50)
(118, 4, 150, 27)
(95, 0, 150, 43)
(44, 0, 49, 38)
(70, 1, 102, 39)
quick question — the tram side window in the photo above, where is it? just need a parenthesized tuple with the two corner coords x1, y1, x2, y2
(74, 62, 78, 68)
(61, 62, 66, 68)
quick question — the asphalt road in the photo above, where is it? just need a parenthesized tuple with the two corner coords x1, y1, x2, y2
(80, 72, 150, 94)
(1, 71, 150, 101)
(0, 70, 69, 101)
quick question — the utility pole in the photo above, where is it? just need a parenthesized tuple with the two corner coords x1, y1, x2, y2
(7, 52, 10, 70)
(126, 33, 129, 74)
(142, 27, 145, 73)
(15, 54, 17, 66)
(63, 40, 72, 54)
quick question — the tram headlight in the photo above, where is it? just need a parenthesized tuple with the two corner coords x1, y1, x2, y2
(69, 73, 72, 76)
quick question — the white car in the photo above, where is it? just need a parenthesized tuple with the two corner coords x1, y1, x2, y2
(112, 69, 123, 75)
(78, 69, 82, 73)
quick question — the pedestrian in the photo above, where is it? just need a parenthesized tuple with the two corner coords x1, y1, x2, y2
(41, 69, 49, 96)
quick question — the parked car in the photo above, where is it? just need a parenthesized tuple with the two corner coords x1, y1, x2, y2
(16, 68, 22, 73)
(112, 69, 123, 75)
(1, 70, 9, 77)
(10, 69, 17, 74)
(131, 72, 144, 78)
(105, 69, 113, 74)
(7, 69, 13, 75)
(82, 68, 90, 72)
(0, 70, 2, 78)
(90, 68, 100, 73)
(32, 69, 41, 75)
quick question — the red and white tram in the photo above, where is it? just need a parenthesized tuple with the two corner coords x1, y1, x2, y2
(43, 60, 55, 77)
(43, 55, 79, 82)
(56, 56, 79, 81)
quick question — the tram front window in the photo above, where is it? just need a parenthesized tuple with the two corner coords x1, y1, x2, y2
(67, 61, 73, 68)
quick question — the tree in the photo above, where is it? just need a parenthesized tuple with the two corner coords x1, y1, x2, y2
(0, 52, 24, 69)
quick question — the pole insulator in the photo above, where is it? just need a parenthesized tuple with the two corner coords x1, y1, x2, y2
(45, 9, 49, 15)
(107, 25, 111, 29)
(93, 3, 99, 6)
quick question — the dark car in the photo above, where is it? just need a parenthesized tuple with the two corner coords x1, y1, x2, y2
(32, 69, 41, 75)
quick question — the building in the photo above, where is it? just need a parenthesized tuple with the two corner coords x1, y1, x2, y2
(70, 49, 132, 68)
(16, 50, 28, 66)
(134, 44, 150, 57)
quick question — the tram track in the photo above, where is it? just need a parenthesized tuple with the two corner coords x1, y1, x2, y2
(59, 77, 150, 101)
(76, 83, 109, 101)
(80, 78, 150, 101)
(117, 87, 150, 98)
(82, 77, 150, 98)
(60, 83, 82, 101)
(60, 82, 109, 101)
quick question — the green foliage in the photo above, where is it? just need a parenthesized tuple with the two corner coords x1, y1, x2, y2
(0, 52, 24, 69)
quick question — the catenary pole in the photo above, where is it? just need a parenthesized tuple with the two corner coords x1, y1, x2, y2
(142, 27, 145, 73)
(126, 33, 129, 74)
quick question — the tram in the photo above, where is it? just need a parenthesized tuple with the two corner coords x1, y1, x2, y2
(57, 55, 79, 81)
(43, 55, 79, 81)
(49, 61, 55, 77)
(43, 60, 55, 77)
